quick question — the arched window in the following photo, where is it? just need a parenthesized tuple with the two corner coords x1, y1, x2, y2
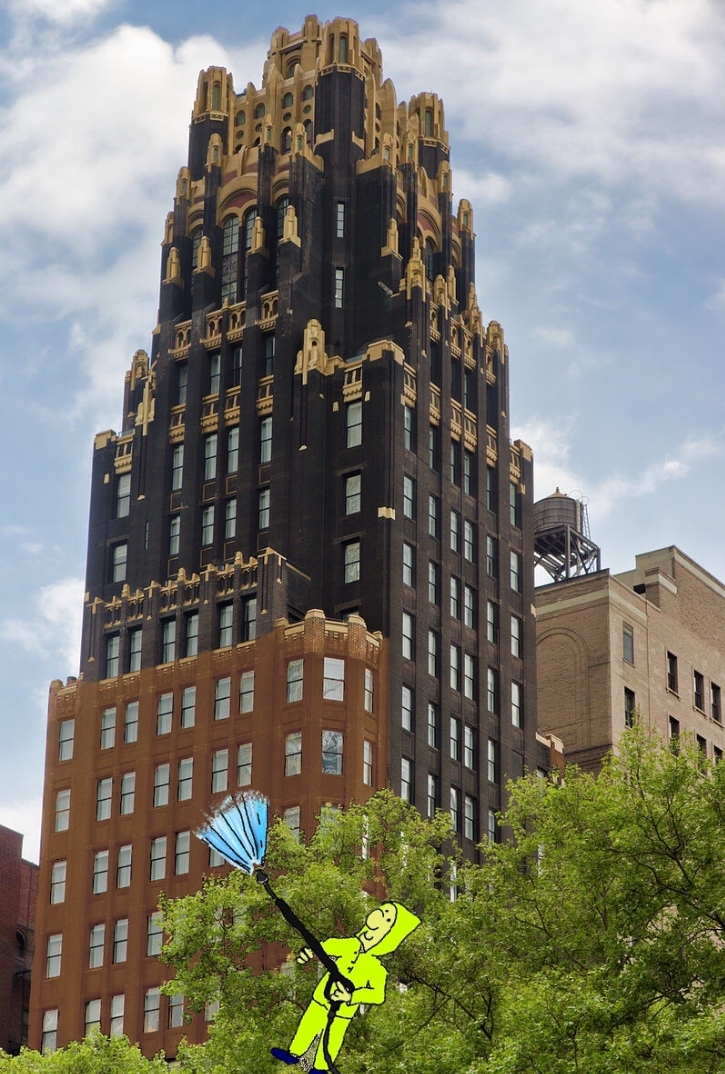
(242, 207, 258, 295)
(283, 92, 294, 108)
(425, 109, 433, 137)
(276, 197, 290, 241)
(303, 85, 313, 101)
(254, 103, 265, 119)
(425, 239, 436, 282)
(303, 119, 313, 144)
(223, 216, 239, 256)
(221, 216, 239, 303)
(235, 111, 245, 127)
(212, 83, 221, 111)
(190, 227, 202, 271)
(339, 35, 348, 63)
(281, 128, 292, 154)
(287, 59, 299, 76)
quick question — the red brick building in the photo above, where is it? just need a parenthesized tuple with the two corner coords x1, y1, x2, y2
(0, 825, 38, 1055)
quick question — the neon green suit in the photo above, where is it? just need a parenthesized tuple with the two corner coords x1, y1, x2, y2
(288, 901, 420, 1071)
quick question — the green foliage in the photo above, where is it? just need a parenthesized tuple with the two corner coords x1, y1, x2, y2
(161, 740, 725, 1074)
(0, 1032, 167, 1072)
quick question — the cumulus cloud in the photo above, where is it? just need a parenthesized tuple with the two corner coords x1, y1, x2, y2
(0, 576, 84, 673)
(3, 0, 114, 23)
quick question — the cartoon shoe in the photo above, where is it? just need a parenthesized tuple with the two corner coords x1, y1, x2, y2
(270, 1047, 301, 1065)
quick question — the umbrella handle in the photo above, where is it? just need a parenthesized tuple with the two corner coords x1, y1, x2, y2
(256, 869, 355, 994)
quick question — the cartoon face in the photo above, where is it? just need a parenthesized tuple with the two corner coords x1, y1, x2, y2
(358, 902, 397, 950)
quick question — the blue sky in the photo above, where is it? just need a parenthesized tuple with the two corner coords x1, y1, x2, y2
(3, 0, 725, 861)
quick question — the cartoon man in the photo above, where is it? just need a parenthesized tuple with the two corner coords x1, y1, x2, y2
(271, 901, 421, 1073)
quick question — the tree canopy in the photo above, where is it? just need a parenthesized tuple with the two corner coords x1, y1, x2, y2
(0, 1033, 167, 1072)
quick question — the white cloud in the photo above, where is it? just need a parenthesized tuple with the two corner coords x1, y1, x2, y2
(0, 576, 83, 673)
(533, 326, 575, 348)
(3, 0, 114, 23)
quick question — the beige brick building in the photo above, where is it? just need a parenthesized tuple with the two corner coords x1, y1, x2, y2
(536, 546, 725, 770)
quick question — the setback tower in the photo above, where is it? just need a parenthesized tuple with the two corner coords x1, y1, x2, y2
(31, 17, 541, 1056)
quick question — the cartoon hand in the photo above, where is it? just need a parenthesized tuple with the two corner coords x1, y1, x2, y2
(296, 947, 314, 964)
(329, 982, 353, 1003)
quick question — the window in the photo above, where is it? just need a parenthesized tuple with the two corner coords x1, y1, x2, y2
(623, 622, 634, 664)
(222, 213, 239, 255)
(55, 789, 70, 832)
(41, 1010, 58, 1054)
(464, 451, 474, 496)
(202, 504, 215, 546)
(450, 717, 460, 761)
(712, 682, 721, 723)
(113, 919, 128, 963)
(511, 616, 522, 658)
(345, 472, 361, 514)
(428, 495, 439, 538)
(209, 352, 221, 396)
(323, 658, 345, 701)
(464, 521, 475, 562)
(403, 405, 414, 451)
(450, 441, 460, 486)
(450, 510, 460, 552)
(285, 732, 302, 776)
(402, 612, 414, 660)
(427, 774, 438, 818)
(488, 739, 498, 782)
(336, 201, 345, 237)
(112, 543, 127, 583)
(225, 499, 237, 540)
(97, 781, 112, 820)
(364, 668, 374, 712)
(401, 685, 413, 731)
(510, 550, 521, 591)
(428, 561, 440, 604)
(153, 764, 170, 808)
(211, 749, 229, 795)
(105, 635, 120, 678)
(242, 596, 257, 640)
(402, 543, 415, 587)
(116, 472, 131, 518)
(403, 475, 415, 519)
(92, 850, 108, 894)
(669, 715, 680, 751)
(85, 999, 101, 1035)
(450, 644, 460, 691)
(428, 629, 439, 677)
(182, 611, 198, 658)
(464, 725, 475, 769)
(624, 687, 635, 729)
(260, 417, 273, 464)
(363, 740, 373, 785)
(464, 653, 476, 700)
(334, 267, 344, 308)
(401, 758, 413, 802)
(510, 481, 519, 527)
(204, 433, 218, 481)
(427, 702, 438, 748)
(157, 693, 173, 735)
(144, 989, 161, 1033)
(110, 994, 125, 1038)
(227, 427, 239, 473)
(50, 861, 66, 904)
(240, 671, 255, 713)
(429, 425, 440, 471)
(89, 923, 105, 968)
(214, 677, 231, 720)
(116, 846, 132, 889)
(237, 743, 252, 786)
(344, 540, 361, 583)
(58, 719, 74, 761)
(450, 787, 460, 831)
(694, 670, 705, 711)
(181, 686, 196, 728)
(464, 796, 475, 841)
(150, 837, 167, 882)
(178, 757, 193, 801)
(667, 652, 678, 693)
(218, 604, 233, 649)
(450, 575, 460, 618)
(487, 668, 498, 713)
(263, 333, 275, 377)
(168, 994, 184, 1030)
(128, 627, 142, 671)
(284, 807, 301, 841)
(512, 682, 523, 728)
(464, 586, 475, 629)
(175, 831, 190, 875)
(287, 659, 304, 702)
(486, 467, 494, 511)
(147, 912, 163, 957)
(162, 619, 176, 663)
(124, 701, 139, 744)
(120, 772, 135, 815)
(322, 730, 343, 774)
(486, 535, 496, 576)
(100, 707, 116, 749)
(46, 934, 62, 978)
(171, 444, 184, 491)
(258, 488, 270, 530)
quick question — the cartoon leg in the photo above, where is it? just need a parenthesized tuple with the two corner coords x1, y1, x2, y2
(288, 1000, 328, 1058)
(311, 1014, 352, 1072)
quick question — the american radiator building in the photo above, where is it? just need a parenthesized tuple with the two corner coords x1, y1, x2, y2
(30, 16, 541, 1057)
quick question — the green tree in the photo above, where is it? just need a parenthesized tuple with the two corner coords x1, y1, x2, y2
(162, 737, 725, 1074)
(0, 1033, 167, 1072)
